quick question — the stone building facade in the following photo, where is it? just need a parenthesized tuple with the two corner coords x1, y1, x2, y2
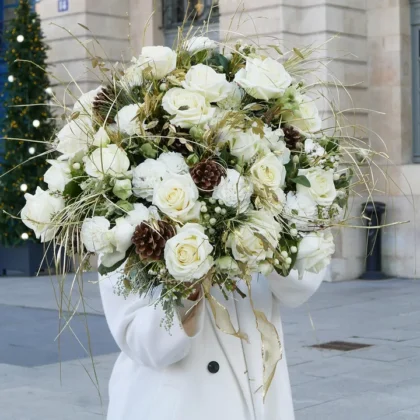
(35, 0, 417, 281)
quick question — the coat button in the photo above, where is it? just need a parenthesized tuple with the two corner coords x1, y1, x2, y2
(207, 361, 219, 374)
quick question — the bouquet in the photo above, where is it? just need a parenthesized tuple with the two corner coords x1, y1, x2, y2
(20, 33, 358, 394)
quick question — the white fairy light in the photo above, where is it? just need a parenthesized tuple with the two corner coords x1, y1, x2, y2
(28, 147, 36, 155)
(21, 233, 29, 240)
(20, 184, 28, 192)
(8, 75, 14, 83)
(33, 120, 40, 128)
(17, 35, 24, 43)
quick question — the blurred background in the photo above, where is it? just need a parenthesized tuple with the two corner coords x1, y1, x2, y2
(1, 1, 420, 419)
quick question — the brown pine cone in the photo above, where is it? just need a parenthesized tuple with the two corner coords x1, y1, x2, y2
(92, 86, 116, 124)
(283, 125, 302, 150)
(190, 160, 225, 192)
(132, 221, 175, 261)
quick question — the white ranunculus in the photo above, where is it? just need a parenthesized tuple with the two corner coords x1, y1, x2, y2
(21, 187, 65, 242)
(215, 256, 241, 276)
(185, 36, 218, 54)
(132, 159, 168, 200)
(93, 127, 111, 147)
(212, 169, 253, 213)
(120, 61, 143, 90)
(139, 46, 177, 80)
(56, 121, 91, 158)
(295, 230, 335, 278)
(81, 216, 115, 254)
(182, 64, 231, 103)
(44, 160, 71, 192)
(227, 224, 273, 268)
(157, 152, 189, 174)
(113, 179, 132, 200)
(73, 86, 103, 124)
(84, 144, 130, 179)
(162, 88, 215, 128)
(217, 82, 243, 110)
(116, 104, 143, 136)
(288, 95, 322, 133)
(250, 153, 286, 190)
(153, 173, 200, 222)
(234, 56, 292, 101)
(297, 167, 337, 206)
(284, 191, 318, 228)
(164, 223, 213, 281)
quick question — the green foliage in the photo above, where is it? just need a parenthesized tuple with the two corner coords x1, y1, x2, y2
(0, 0, 55, 246)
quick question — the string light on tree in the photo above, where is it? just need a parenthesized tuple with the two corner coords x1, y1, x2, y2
(32, 120, 40, 128)
(8, 75, 14, 83)
(28, 147, 36, 155)
(20, 184, 28, 192)
(21, 233, 29, 240)
(17, 35, 24, 43)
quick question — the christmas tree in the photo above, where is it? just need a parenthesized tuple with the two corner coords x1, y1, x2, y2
(0, 0, 55, 247)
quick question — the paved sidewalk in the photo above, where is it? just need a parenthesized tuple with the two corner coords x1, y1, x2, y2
(1, 275, 420, 419)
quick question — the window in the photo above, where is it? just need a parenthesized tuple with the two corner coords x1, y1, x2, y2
(411, 0, 420, 162)
(162, 0, 219, 47)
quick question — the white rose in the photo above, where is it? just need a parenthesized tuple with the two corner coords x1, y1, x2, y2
(221, 128, 262, 162)
(120, 61, 143, 90)
(56, 121, 91, 158)
(297, 167, 337, 206)
(132, 159, 168, 200)
(262, 126, 290, 164)
(217, 82, 244, 110)
(81, 216, 115, 254)
(73, 86, 103, 125)
(153, 173, 200, 222)
(234, 57, 292, 101)
(84, 144, 130, 179)
(288, 94, 322, 133)
(215, 256, 241, 276)
(44, 160, 71, 192)
(212, 169, 253, 213)
(164, 223, 214, 281)
(113, 179, 132, 200)
(21, 187, 65, 243)
(116, 104, 144, 136)
(93, 127, 111, 147)
(295, 230, 335, 278)
(162, 88, 215, 128)
(250, 153, 286, 190)
(248, 210, 282, 248)
(139, 46, 177, 80)
(157, 152, 189, 174)
(185, 36, 218, 54)
(284, 191, 318, 228)
(182, 64, 231, 103)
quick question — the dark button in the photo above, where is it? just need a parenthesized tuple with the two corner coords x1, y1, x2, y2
(207, 361, 219, 374)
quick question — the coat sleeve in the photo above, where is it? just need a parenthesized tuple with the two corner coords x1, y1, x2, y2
(99, 273, 205, 369)
(267, 269, 325, 308)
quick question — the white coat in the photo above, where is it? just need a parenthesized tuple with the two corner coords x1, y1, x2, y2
(99, 269, 324, 420)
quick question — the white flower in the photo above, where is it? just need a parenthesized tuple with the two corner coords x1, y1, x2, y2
(139, 46, 177, 80)
(81, 216, 115, 254)
(262, 126, 291, 164)
(93, 127, 111, 147)
(44, 160, 71, 192)
(217, 83, 243, 110)
(84, 144, 130, 179)
(212, 169, 253, 213)
(157, 152, 189, 174)
(295, 230, 335, 278)
(284, 191, 317, 228)
(247, 210, 282, 249)
(132, 159, 168, 200)
(21, 187, 65, 243)
(185, 36, 218, 54)
(153, 173, 201, 222)
(162, 88, 215, 128)
(116, 104, 143, 136)
(73, 86, 103, 125)
(182, 64, 231, 103)
(288, 95, 322, 133)
(250, 153, 286, 190)
(221, 128, 262, 162)
(297, 167, 337, 206)
(234, 56, 292, 101)
(164, 223, 213, 281)
(215, 256, 241, 276)
(56, 121, 91, 158)
(120, 61, 143, 90)
(304, 138, 325, 157)
(113, 179, 132, 200)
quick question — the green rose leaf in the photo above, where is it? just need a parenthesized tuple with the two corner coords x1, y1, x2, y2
(291, 175, 311, 188)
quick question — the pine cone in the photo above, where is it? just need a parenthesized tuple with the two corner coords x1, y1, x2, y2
(92, 86, 116, 124)
(283, 125, 302, 150)
(190, 160, 225, 192)
(132, 221, 175, 261)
